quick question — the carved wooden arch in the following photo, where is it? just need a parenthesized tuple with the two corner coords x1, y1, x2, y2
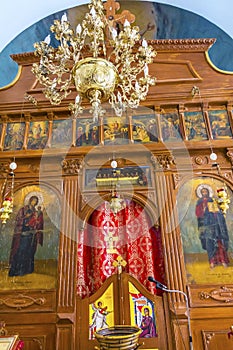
(174, 171, 233, 194)
(4, 179, 62, 239)
(10, 179, 62, 200)
(199, 172, 233, 192)
(79, 191, 160, 229)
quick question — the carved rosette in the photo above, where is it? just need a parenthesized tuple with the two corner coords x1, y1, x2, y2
(114, 158, 126, 167)
(199, 285, 233, 303)
(193, 155, 209, 166)
(61, 158, 83, 175)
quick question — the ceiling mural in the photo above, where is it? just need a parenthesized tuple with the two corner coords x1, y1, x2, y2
(0, 1, 233, 88)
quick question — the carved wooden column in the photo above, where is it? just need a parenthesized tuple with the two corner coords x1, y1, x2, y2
(56, 157, 83, 350)
(0, 161, 9, 203)
(151, 151, 186, 295)
(23, 113, 31, 150)
(177, 104, 187, 141)
(226, 147, 233, 168)
(151, 151, 191, 349)
(227, 101, 233, 133)
(46, 112, 54, 148)
(0, 115, 7, 151)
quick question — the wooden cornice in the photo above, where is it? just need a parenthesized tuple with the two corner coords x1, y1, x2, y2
(10, 51, 38, 65)
(10, 38, 216, 66)
(1, 37, 232, 114)
(149, 38, 216, 51)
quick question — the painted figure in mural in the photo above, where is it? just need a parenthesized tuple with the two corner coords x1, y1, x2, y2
(27, 123, 48, 149)
(90, 301, 111, 338)
(139, 306, 157, 338)
(8, 195, 44, 277)
(147, 119, 158, 142)
(195, 185, 230, 268)
(76, 121, 99, 146)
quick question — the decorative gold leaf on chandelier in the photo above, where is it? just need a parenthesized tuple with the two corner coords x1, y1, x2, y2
(32, 0, 156, 121)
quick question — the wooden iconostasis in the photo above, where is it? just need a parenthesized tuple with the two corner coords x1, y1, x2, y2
(1, 39, 233, 349)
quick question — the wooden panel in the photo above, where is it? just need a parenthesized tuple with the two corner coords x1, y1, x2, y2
(0, 290, 56, 313)
(155, 59, 202, 83)
(1, 323, 56, 350)
(77, 273, 170, 350)
(187, 284, 233, 308)
(189, 316, 233, 350)
(56, 322, 74, 350)
(202, 329, 233, 350)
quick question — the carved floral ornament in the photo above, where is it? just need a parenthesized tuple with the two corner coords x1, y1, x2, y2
(151, 153, 175, 171)
(199, 285, 233, 303)
(226, 148, 233, 166)
(0, 294, 46, 310)
(202, 331, 215, 346)
(202, 328, 233, 347)
(0, 162, 9, 174)
(61, 158, 83, 174)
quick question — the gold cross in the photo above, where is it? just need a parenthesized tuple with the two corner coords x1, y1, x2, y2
(113, 255, 127, 274)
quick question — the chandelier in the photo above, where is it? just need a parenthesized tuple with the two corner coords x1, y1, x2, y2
(32, 0, 156, 120)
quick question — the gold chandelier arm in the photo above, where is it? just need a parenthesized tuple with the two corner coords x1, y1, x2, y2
(32, 24, 74, 105)
(31, 0, 157, 117)
(84, 3, 107, 58)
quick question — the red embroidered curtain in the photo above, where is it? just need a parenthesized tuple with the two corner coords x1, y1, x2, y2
(77, 200, 165, 298)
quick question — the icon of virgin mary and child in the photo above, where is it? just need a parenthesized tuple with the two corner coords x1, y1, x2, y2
(8, 194, 44, 277)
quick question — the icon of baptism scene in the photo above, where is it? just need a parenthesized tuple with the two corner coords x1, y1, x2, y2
(88, 282, 158, 340)
(0, 185, 60, 290)
(178, 177, 233, 284)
